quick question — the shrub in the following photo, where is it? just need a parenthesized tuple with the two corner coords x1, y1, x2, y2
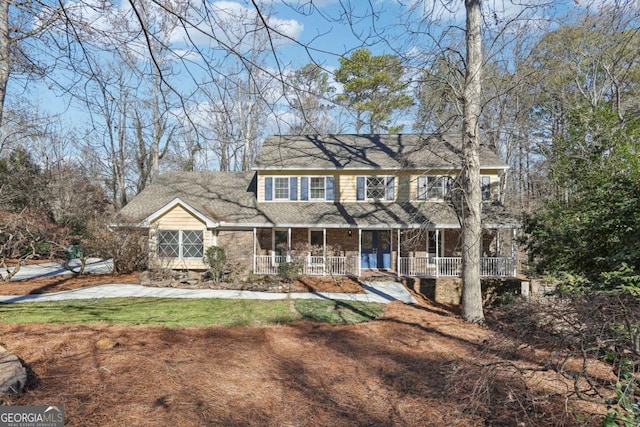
(277, 261, 301, 283)
(204, 246, 227, 282)
(84, 218, 148, 274)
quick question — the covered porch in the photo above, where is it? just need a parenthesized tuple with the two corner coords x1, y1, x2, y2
(251, 226, 518, 278)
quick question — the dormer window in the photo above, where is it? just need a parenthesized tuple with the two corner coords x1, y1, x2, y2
(417, 176, 452, 200)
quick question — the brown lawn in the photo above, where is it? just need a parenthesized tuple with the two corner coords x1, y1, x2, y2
(0, 305, 609, 426)
(0, 273, 609, 426)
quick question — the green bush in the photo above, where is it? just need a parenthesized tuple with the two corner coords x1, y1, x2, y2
(277, 261, 300, 283)
(205, 246, 227, 281)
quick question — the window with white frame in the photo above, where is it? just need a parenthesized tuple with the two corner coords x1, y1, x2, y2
(265, 177, 297, 201)
(357, 176, 395, 200)
(366, 177, 386, 199)
(310, 177, 325, 200)
(481, 176, 491, 201)
(274, 177, 290, 200)
(300, 176, 334, 201)
(157, 230, 203, 258)
(417, 176, 452, 200)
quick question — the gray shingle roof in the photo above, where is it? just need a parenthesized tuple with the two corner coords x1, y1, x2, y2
(253, 134, 508, 170)
(117, 171, 518, 229)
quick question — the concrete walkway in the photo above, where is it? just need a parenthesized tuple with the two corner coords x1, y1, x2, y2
(0, 281, 417, 305)
(1, 258, 417, 304)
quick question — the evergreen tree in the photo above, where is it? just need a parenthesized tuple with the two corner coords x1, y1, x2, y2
(334, 48, 413, 133)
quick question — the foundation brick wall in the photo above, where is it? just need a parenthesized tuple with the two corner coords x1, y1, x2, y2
(403, 276, 523, 305)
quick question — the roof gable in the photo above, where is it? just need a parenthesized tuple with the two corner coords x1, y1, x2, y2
(142, 198, 218, 228)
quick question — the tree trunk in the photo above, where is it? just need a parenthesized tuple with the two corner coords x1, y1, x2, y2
(0, 1, 9, 127)
(461, 0, 484, 324)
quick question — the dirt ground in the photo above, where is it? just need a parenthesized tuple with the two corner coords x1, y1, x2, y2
(0, 274, 610, 426)
(0, 272, 363, 295)
(0, 308, 609, 426)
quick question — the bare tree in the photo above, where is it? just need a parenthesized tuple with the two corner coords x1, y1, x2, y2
(0, 1, 63, 126)
(287, 63, 338, 134)
(459, 0, 485, 324)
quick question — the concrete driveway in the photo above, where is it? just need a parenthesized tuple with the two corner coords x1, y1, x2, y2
(1, 258, 114, 281)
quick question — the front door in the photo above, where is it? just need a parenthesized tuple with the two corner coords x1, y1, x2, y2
(361, 230, 391, 269)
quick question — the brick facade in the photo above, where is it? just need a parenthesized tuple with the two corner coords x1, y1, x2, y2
(217, 230, 254, 271)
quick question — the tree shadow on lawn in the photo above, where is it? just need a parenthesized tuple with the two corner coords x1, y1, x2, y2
(275, 306, 606, 426)
(0, 304, 611, 427)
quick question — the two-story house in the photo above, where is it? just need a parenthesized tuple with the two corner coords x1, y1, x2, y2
(118, 134, 519, 278)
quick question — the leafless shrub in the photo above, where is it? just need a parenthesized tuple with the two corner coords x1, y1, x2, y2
(0, 209, 70, 281)
(83, 218, 148, 274)
(464, 292, 640, 425)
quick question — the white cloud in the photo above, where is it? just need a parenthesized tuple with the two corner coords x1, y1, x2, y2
(48, 0, 303, 61)
(168, 1, 304, 51)
(394, 0, 559, 25)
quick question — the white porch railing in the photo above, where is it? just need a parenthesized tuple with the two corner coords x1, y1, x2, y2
(399, 256, 516, 277)
(254, 255, 358, 276)
(255, 255, 516, 277)
(480, 257, 518, 278)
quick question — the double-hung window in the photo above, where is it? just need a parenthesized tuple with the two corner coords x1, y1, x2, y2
(356, 176, 395, 201)
(300, 176, 335, 201)
(310, 177, 325, 200)
(417, 176, 451, 200)
(264, 177, 298, 201)
(157, 230, 203, 258)
(274, 177, 290, 200)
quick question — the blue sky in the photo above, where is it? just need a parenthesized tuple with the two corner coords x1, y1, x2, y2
(11, 0, 623, 134)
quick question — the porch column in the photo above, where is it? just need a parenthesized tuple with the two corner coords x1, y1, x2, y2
(287, 228, 292, 261)
(396, 229, 401, 277)
(389, 228, 393, 273)
(358, 228, 362, 277)
(323, 228, 327, 276)
(511, 228, 517, 277)
(323, 228, 327, 256)
(435, 229, 440, 278)
(252, 227, 257, 274)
